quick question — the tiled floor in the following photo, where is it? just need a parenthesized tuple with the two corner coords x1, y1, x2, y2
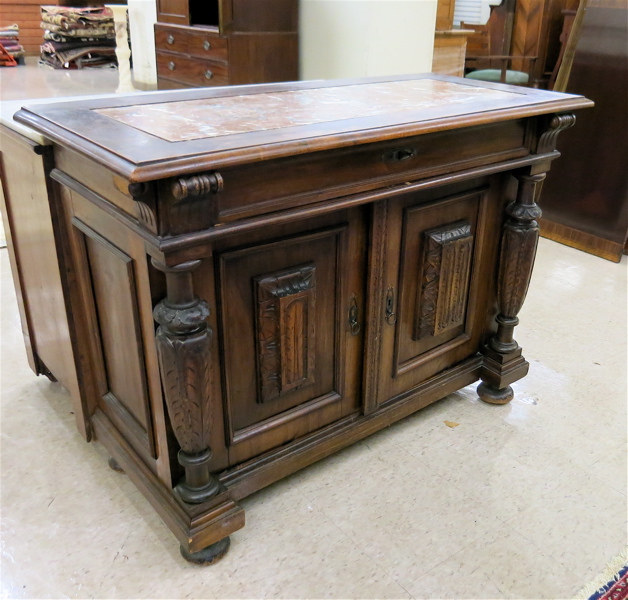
(1, 59, 627, 599)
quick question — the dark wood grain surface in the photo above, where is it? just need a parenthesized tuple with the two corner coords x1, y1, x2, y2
(15, 75, 592, 181)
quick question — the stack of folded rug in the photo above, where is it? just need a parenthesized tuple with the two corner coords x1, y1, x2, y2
(0, 25, 25, 62)
(40, 6, 117, 69)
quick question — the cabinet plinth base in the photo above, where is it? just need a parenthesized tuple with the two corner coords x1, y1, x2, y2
(477, 382, 514, 405)
(180, 537, 231, 565)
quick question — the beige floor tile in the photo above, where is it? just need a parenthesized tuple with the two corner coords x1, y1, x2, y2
(504, 469, 628, 581)
(408, 555, 507, 599)
(213, 483, 412, 599)
(588, 445, 628, 496)
(298, 455, 503, 586)
(408, 524, 582, 599)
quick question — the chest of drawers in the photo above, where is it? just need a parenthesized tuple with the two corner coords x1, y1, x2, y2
(154, 0, 298, 89)
(14, 75, 590, 564)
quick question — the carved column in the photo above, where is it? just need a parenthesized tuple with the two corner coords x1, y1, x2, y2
(152, 259, 221, 503)
(478, 171, 545, 404)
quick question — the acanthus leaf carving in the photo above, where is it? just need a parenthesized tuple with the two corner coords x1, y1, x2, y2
(151, 259, 219, 504)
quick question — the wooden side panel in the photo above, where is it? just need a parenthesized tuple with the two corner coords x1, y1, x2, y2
(74, 220, 156, 459)
(511, 0, 545, 77)
(228, 33, 299, 85)
(432, 34, 468, 77)
(231, 0, 298, 32)
(0, 128, 84, 435)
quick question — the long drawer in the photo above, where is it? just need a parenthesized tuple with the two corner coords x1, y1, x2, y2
(156, 52, 229, 87)
(211, 120, 530, 223)
(155, 23, 228, 63)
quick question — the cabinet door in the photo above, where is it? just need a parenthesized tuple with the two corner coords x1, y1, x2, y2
(215, 210, 366, 465)
(375, 184, 496, 406)
(156, 0, 190, 26)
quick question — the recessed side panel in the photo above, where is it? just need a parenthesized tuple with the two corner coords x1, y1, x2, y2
(74, 220, 156, 459)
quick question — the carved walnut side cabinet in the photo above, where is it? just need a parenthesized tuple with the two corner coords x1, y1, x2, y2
(14, 75, 591, 564)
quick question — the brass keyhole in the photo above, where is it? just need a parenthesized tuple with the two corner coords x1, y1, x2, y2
(349, 295, 360, 336)
(385, 287, 396, 325)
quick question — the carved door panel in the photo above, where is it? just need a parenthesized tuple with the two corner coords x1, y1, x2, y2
(216, 210, 366, 465)
(376, 185, 494, 406)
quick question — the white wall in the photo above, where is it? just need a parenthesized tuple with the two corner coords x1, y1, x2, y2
(300, 0, 438, 81)
(128, 0, 158, 86)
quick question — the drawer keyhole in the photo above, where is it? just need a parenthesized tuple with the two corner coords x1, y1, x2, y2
(203, 40, 211, 50)
(382, 147, 417, 163)
(168, 61, 176, 71)
(205, 70, 213, 80)
(167, 34, 174, 45)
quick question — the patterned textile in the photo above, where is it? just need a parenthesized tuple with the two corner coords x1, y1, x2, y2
(588, 565, 628, 600)
(0, 24, 24, 59)
(41, 6, 114, 28)
(39, 6, 116, 69)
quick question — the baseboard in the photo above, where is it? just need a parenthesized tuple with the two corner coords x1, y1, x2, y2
(539, 218, 625, 263)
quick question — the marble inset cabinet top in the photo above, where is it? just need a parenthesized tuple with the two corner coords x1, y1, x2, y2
(95, 79, 521, 142)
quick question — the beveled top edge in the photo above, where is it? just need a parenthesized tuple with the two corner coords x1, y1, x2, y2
(13, 74, 593, 182)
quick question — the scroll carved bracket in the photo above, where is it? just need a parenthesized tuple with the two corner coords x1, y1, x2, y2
(128, 181, 158, 233)
(151, 258, 220, 504)
(535, 113, 577, 154)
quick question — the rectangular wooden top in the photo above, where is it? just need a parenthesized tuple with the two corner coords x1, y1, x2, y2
(14, 74, 592, 182)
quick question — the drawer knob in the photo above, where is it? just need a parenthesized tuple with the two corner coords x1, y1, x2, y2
(205, 70, 213, 80)
(382, 147, 417, 163)
(168, 61, 175, 71)
(167, 34, 175, 45)
(203, 40, 211, 50)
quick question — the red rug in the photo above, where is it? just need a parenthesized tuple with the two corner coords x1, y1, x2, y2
(585, 560, 628, 600)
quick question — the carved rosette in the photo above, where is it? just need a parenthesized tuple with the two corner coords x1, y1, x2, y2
(152, 259, 220, 504)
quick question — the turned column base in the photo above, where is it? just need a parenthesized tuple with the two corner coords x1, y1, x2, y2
(180, 536, 231, 565)
(477, 382, 514, 405)
(478, 343, 529, 405)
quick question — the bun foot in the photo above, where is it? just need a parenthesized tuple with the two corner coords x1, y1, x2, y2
(180, 536, 231, 565)
(477, 382, 514, 405)
(108, 456, 124, 473)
